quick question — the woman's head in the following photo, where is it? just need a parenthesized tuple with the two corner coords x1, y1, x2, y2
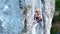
(34, 9, 41, 20)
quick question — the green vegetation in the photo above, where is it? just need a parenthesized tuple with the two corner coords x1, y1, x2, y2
(22, 27, 27, 33)
(55, 13, 60, 21)
(51, 0, 60, 34)
(51, 27, 57, 34)
(55, 0, 60, 21)
(56, 0, 60, 11)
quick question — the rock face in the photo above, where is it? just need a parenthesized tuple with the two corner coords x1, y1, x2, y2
(0, 0, 34, 34)
(43, 0, 55, 34)
(0, 0, 55, 34)
(0, 0, 24, 34)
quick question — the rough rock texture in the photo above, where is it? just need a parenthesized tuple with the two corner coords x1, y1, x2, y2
(0, 0, 24, 34)
(0, 0, 55, 34)
(43, 0, 55, 34)
(0, 0, 34, 34)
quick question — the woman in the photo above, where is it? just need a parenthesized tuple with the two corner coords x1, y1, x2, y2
(32, 9, 43, 34)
